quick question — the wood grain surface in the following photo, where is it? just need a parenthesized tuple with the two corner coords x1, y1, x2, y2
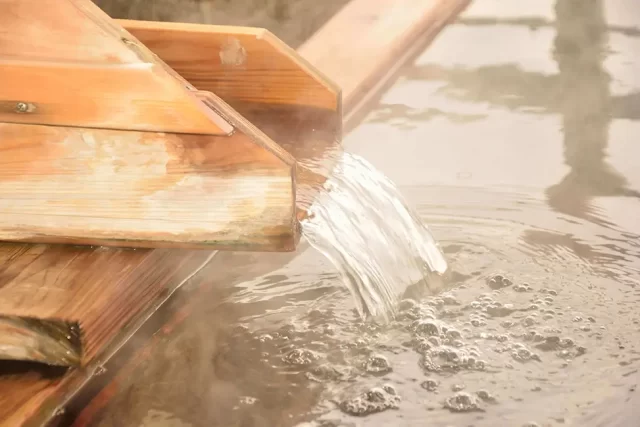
(0, 0, 470, 424)
(0, 0, 231, 135)
(119, 20, 340, 110)
(0, 245, 216, 426)
(0, 119, 297, 251)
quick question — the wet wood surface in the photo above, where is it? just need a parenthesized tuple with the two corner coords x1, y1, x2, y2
(0, 0, 470, 424)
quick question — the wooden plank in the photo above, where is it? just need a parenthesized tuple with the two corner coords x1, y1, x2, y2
(299, 0, 472, 128)
(0, 0, 139, 64)
(118, 21, 343, 210)
(0, 120, 297, 251)
(0, 61, 232, 135)
(118, 20, 340, 110)
(0, 245, 217, 427)
(0, 0, 470, 425)
(0, 0, 231, 135)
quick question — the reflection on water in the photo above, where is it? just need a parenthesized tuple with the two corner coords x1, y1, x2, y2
(74, 1, 640, 426)
(549, 0, 640, 225)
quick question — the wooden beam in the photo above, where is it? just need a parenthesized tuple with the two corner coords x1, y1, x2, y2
(0, 0, 470, 424)
(0, 116, 297, 252)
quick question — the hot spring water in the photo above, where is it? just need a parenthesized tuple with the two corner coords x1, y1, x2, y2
(300, 152, 448, 320)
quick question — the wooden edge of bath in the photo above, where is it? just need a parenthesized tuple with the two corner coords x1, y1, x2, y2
(0, 0, 470, 424)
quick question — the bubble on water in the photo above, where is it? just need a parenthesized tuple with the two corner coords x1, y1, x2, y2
(408, 337, 433, 353)
(338, 385, 400, 416)
(487, 274, 513, 290)
(421, 346, 486, 373)
(283, 348, 321, 366)
(471, 318, 486, 327)
(496, 334, 509, 343)
(446, 328, 463, 340)
(487, 303, 516, 318)
(522, 316, 537, 327)
(476, 390, 497, 403)
(421, 379, 439, 392)
(522, 423, 541, 427)
(258, 333, 274, 342)
(451, 384, 465, 391)
(307, 364, 352, 383)
(501, 320, 516, 329)
(413, 319, 442, 337)
(533, 336, 557, 350)
(511, 344, 541, 363)
(443, 392, 484, 413)
(442, 295, 461, 306)
(239, 396, 258, 405)
(365, 354, 392, 375)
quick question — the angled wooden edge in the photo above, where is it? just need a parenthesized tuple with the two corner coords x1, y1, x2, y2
(0, 0, 231, 135)
(117, 20, 340, 110)
(119, 20, 344, 211)
(0, 61, 232, 135)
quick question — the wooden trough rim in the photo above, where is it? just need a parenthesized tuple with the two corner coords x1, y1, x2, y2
(116, 19, 342, 109)
(0, 0, 471, 425)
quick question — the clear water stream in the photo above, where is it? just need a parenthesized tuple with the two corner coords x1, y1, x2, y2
(301, 152, 447, 320)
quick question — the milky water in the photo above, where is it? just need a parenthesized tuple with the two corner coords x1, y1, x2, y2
(301, 153, 447, 320)
(72, 1, 640, 426)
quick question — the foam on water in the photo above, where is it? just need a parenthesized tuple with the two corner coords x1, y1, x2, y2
(300, 152, 448, 320)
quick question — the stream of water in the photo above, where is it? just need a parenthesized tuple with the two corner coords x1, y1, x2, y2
(301, 153, 448, 320)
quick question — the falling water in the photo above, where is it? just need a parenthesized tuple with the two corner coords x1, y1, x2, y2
(300, 152, 448, 320)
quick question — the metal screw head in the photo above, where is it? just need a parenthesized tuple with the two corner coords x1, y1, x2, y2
(15, 102, 29, 113)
